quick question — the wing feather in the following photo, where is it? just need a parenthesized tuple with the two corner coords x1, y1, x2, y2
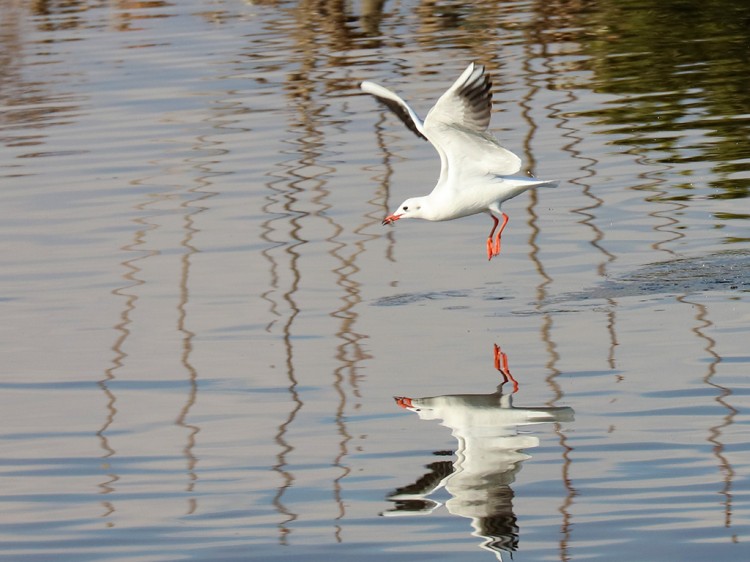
(361, 64, 523, 189)
(423, 63, 522, 183)
(425, 62, 492, 133)
(360, 81, 427, 141)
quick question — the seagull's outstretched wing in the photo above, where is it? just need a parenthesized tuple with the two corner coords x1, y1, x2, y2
(360, 80, 427, 141)
(425, 63, 522, 180)
(424, 62, 492, 133)
(361, 64, 522, 183)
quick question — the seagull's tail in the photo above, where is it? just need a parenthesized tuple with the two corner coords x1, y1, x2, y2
(533, 179, 559, 189)
(491, 176, 559, 202)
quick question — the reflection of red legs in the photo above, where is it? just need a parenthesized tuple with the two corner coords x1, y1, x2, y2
(493, 344, 519, 393)
(486, 213, 509, 261)
(394, 396, 413, 409)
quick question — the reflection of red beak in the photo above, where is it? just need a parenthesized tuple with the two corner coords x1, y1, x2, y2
(382, 213, 402, 225)
(394, 396, 413, 409)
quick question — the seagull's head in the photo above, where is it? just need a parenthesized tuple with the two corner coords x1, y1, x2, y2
(382, 197, 426, 225)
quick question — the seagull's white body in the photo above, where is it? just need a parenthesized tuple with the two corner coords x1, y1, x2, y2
(361, 63, 558, 260)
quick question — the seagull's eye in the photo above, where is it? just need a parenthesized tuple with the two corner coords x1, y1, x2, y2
(402, 206, 408, 211)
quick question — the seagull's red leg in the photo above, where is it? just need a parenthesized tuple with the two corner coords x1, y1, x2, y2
(486, 214, 500, 260)
(491, 213, 509, 258)
(493, 343, 519, 393)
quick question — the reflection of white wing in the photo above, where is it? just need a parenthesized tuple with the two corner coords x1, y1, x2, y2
(410, 394, 574, 428)
(405, 392, 575, 510)
(380, 498, 442, 517)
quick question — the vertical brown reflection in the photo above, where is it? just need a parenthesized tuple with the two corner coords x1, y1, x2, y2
(363, 111, 399, 261)
(329, 98, 382, 540)
(98, 196, 158, 525)
(291, 82, 359, 539)
(519, 28, 577, 561)
(261, 120, 305, 544)
(677, 296, 737, 536)
(636, 156, 686, 261)
(173, 130, 224, 515)
(257, 12, 371, 538)
(259, 1, 382, 538)
(552, 87, 619, 372)
(175, 217, 200, 516)
(261, 84, 308, 544)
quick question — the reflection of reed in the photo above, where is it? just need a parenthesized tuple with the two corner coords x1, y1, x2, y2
(264, 54, 377, 541)
(174, 130, 224, 515)
(98, 111, 223, 523)
(263, 154, 306, 544)
(174, 218, 200, 516)
(677, 295, 737, 535)
(298, 84, 355, 538)
(261, 46, 329, 540)
(363, 111, 399, 261)
(98, 198, 158, 525)
(258, 6, 388, 534)
(518, 39, 578, 561)
(329, 96, 385, 537)
(553, 87, 619, 371)
(618, 112, 687, 262)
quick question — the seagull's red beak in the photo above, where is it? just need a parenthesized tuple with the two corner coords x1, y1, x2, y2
(382, 213, 402, 226)
(394, 396, 413, 409)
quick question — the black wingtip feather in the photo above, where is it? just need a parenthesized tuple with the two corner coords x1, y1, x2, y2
(372, 96, 428, 141)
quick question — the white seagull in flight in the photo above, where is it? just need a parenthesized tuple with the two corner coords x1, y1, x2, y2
(361, 63, 558, 260)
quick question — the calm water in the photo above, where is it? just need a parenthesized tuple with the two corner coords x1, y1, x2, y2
(1, 0, 749, 560)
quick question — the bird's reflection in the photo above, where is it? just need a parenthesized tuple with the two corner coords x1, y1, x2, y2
(384, 345, 574, 561)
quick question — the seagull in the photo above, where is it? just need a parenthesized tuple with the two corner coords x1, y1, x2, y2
(361, 63, 558, 260)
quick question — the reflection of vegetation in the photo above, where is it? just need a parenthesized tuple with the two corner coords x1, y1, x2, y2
(570, 0, 750, 197)
(7, 0, 748, 204)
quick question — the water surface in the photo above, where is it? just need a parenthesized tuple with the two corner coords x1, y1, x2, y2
(1, 0, 749, 560)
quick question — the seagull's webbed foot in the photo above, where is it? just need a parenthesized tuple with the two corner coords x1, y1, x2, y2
(486, 212, 509, 261)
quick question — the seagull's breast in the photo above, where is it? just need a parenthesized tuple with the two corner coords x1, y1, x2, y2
(428, 182, 496, 221)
